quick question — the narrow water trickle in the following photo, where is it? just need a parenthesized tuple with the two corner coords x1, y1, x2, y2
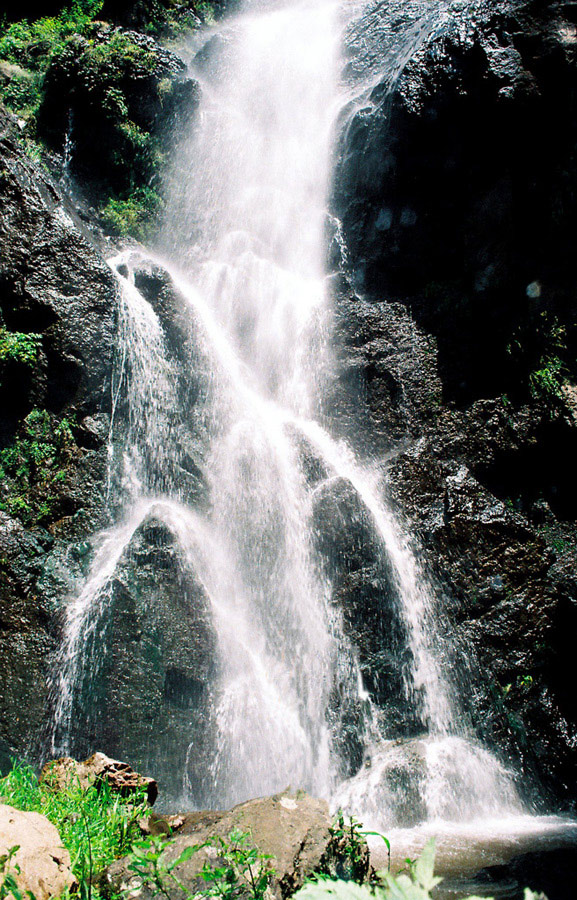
(49, 0, 557, 840)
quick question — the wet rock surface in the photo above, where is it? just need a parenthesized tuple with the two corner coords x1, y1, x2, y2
(55, 516, 217, 801)
(0, 109, 116, 770)
(333, 0, 577, 801)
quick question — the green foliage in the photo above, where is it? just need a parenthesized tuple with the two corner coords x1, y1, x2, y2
(76, 30, 158, 82)
(326, 812, 389, 883)
(125, 828, 274, 900)
(99, 0, 219, 36)
(329, 813, 369, 880)
(100, 187, 162, 238)
(0, 760, 149, 896)
(0, 327, 41, 369)
(529, 354, 566, 404)
(0, 409, 77, 526)
(0, 2, 103, 115)
(0, 845, 35, 900)
(507, 312, 569, 409)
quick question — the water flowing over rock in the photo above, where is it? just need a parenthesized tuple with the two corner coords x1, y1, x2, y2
(1, 0, 577, 883)
(35, 0, 572, 835)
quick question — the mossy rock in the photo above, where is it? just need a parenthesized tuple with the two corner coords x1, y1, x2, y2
(37, 25, 191, 198)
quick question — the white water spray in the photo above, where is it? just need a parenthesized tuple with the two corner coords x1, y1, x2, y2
(50, 0, 533, 830)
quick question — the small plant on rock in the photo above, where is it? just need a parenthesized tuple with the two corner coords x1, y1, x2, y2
(0, 845, 35, 900)
(125, 828, 273, 900)
(325, 812, 390, 884)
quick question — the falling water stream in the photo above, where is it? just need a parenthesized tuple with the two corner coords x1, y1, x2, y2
(49, 0, 577, 887)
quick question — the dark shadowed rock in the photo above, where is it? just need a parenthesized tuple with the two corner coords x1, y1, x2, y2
(0, 110, 117, 769)
(60, 515, 217, 802)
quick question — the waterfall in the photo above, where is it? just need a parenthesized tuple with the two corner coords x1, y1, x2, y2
(49, 0, 534, 827)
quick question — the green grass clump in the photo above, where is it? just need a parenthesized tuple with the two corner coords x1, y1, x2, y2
(0, 759, 149, 895)
(0, 409, 78, 526)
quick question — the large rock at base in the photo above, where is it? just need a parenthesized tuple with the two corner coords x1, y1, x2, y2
(40, 752, 158, 805)
(0, 803, 76, 900)
(102, 791, 367, 899)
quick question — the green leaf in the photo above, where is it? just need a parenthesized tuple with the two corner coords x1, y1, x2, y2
(412, 840, 440, 892)
(167, 845, 197, 870)
(295, 879, 375, 900)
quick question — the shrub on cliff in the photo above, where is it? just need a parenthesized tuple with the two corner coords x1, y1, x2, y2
(0, 0, 199, 237)
(0, 409, 80, 526)
(0, 1, 103, 118)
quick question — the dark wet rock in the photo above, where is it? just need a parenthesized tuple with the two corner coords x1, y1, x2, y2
(61, 516, 218, 802)
(312, 474, 416, 748)
(332, 0, 577, 803)
(328, 274, 442, 449)
(0, 115, 117, 421)
(0, 111, 117, 770)
(337, 0, 577, 406)
(102, 790, 369, 900)
(380, 405, 577, 799)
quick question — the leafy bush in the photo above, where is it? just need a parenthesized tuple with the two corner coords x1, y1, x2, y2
(100, 186, 161, 238)
(0, 845, 31, 900)
(0, 2, 103, 116)
(0, 409, 78, 526)
(98, 0, 220, 35)
(529, 354, 566, 404)
(0, 760, 149, 895)
(507, 312, 570, 410)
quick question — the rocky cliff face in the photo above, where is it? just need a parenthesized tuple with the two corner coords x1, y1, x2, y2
(0, 108, 116, 771)
(0, 112, 213, 789)
(333, 0, 577, 802)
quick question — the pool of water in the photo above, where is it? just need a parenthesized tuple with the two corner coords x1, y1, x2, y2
(368, 815, 577, 899)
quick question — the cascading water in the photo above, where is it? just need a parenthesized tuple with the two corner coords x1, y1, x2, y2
(48, 0, 577, 863)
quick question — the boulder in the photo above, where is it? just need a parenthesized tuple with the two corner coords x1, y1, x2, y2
(40, 752, 158, 805)
(102, 791, 368, 899)
(0, 803, 76, 900)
